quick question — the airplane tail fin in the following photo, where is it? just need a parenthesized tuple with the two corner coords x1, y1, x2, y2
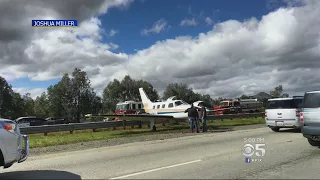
(139, 88, 152, 105)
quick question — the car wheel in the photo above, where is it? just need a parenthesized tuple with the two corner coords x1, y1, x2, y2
(307, 138, 320, 146)
(270, 127, 280, 132)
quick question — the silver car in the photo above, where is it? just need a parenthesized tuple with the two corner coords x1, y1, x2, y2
(300, 91, 320, 146)
(0, 118, 29, 169)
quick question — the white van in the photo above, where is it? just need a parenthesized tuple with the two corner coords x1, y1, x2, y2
(265, 96, 303, 132)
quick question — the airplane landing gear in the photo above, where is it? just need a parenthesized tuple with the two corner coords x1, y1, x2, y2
(150, 118, 156, 132)
(152, 125, 157, 132)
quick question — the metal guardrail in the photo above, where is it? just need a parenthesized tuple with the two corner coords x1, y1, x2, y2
(205, 112, 264, 120)
(19, 113, 264, 135)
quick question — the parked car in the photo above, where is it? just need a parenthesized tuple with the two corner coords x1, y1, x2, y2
(265, 96, 303, 132)
(45, 117, 69, 124)
(300, 91, 320, 146)
(0, 118, 29, 169)
(14, 116, 50, 128)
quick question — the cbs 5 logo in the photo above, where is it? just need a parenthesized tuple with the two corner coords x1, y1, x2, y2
(242, 143, 266, 157)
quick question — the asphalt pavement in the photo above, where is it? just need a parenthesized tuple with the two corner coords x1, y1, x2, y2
(1, 127, 320, 179)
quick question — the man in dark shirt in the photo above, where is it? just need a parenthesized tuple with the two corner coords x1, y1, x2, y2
(199, 102, 207, 132)
(185, 104, 199, 133)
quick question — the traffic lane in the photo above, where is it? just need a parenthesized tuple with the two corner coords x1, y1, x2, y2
(2, 127, 272, 170)
(111, 130, 319, 179)
(1, 127, 307, 179)
(1, 128, 270, 168)
(243, 147, 320, 179)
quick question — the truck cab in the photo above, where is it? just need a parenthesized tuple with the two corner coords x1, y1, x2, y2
(115, 101, 145, 115)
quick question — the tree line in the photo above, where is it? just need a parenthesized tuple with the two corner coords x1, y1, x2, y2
(0, 68, 289, 122)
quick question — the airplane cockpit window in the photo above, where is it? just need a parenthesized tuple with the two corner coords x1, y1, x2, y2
(174, 101, 183, 106)
(181, 101, 189, 105)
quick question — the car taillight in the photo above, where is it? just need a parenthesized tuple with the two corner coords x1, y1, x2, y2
(2, 123, 15, 133)
(265, 111, 267, 117)
(296, 110, 300, 117)
(299, 112, 304, 123)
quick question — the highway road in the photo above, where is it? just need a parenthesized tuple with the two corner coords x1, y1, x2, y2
(1, 127, 320, 179)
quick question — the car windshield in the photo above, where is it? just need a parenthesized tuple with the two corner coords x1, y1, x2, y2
(303, 93, 320, 108)
(220, 102, 229, 106)
(267, 99, 302, 109)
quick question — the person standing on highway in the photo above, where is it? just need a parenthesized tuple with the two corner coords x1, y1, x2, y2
(199, 102, 207, 132)
(185, 104, 199, 133)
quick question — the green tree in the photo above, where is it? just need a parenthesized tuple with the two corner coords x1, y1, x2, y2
(199, 94, 214, 108)
(163, 83, 201, 104)
(71, 68, 92, 122)
(103, 79, 122, 113)
(79, 88, 102, 115)
(34, 92, 49, 118)
(135, 79, 159, 102)
(163, 83, 195, 104)
(270, 85, 289, 98)
(162, 83, 215, 107)
(0, 76, 14, 118)
(239, 94, 250, 99)
(21, 93, 35, 116)
(45, 68, 101, 122)
(212, 97, 223, 106)
(102, 75, 159, 112)
(11, 92, 25, 119)
(47, 84, 64, 117)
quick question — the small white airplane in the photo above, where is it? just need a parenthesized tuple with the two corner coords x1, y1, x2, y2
(139, 88, 209, 119)
(139, 88, 190, 118)
(193, 101, 213, 114)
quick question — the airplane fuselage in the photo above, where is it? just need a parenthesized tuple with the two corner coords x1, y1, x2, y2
(139, 88, 194, 119)
(144, 100, 191, 118)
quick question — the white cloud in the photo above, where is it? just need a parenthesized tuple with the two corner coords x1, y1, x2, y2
(205, 17, 214, 25)
(108, 29, 118, 36)
(2, 0, 320, 100)
(13, 87, 47, 99)
(180, 18, 197, 26)
(141, 19, 169, 35)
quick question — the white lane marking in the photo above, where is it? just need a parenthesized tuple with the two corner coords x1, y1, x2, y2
(109, 159, 202, 179)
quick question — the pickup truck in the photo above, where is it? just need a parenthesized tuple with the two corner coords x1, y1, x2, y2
(0, 118, 29, 169)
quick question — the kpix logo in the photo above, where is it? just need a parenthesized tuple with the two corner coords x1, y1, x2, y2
(242, 143, 266, 160)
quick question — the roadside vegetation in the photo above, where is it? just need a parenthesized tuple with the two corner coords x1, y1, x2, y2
(1, 68, 288, 123)
(29, 117, 264, 148)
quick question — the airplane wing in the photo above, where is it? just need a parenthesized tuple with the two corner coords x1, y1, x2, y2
(89, 114, 174, 121)
(86, 112, 263, 132)
(88, 114, 176, 131)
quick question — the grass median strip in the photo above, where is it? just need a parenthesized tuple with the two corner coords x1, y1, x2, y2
(29, 117, 265, 148)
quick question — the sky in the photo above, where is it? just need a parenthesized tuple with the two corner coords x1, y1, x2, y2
(0, 0, 320, 99)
